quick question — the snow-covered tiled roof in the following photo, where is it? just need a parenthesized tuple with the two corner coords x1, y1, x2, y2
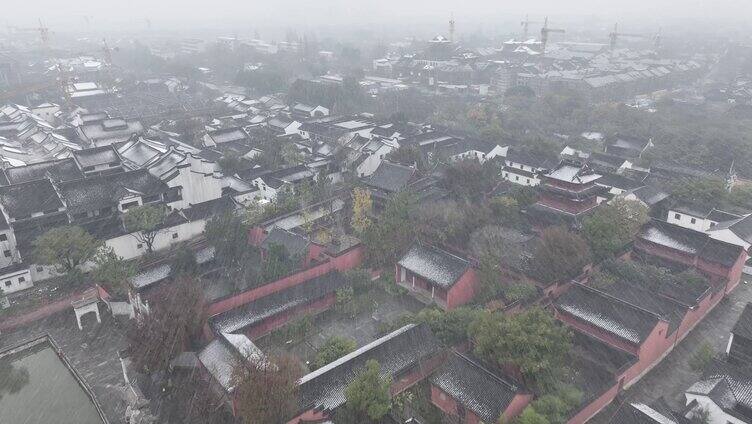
(398, 244, 470, 289)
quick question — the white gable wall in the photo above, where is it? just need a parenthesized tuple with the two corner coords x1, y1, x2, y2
(166, 156, 223, 209)
(667, 209, 713, 232)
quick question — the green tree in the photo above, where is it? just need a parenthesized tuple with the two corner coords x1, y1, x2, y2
(443, 158, 497, 201)
(337, 360, 392, 424)
(583, 199, 648, 260)
(529, 227, 590, 284)
(531, 386, 582, 424)
(262, 243, 298, 282)
(469, 308, 572, 388)
(362, 191, 416, 268)
(514, 407, 550, 424)
(123, 204, 167, 253)
(171, 246, 198, 277)
(386, 146, 424, 169)
(351, 188, 373, 234)
(689, 342, 715, 372)
(490, 196, 526, 229)
(205, 212, 252, 267)
(92, 246, 136, 296)
(33, 226, 102, 277)
(218, 154, 250, 175)
(670, 177, 727, 206)
(313, 336, 357, 370)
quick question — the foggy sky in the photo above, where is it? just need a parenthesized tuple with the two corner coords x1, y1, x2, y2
(8, 0, 752, 33)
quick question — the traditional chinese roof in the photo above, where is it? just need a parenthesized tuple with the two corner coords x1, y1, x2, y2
(261, 227, 310, 258)
(710, 214, 752, 245)
(72, 145, 121, 169)
(430, 352, 525, 423)
(198, 333, 265, 393)
(210, 271, 347, 334)
(0, 179, 64, 218)
(57, 169, 169, 217)
(363, 161, 416, 194)
(555, 284, 663, 345)
(609, 398, 687, 424)
(637, 220, 744, 268)
(0, 158, 84, 186)
(686, 360, 752, 422)
(628, 186, 669, 207)
(733, 304, 752, 341)
(298, 323, 442, 413)
(398, 243, 471, 289)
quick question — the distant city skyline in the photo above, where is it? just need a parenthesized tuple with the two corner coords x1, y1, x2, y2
(8, 0, 752, 34)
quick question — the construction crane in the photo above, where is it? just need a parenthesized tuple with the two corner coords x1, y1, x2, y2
(608, 23, 643, 51)
(520, 15, 539, 40)
(37, 19, 50, 46)
(449, 13, 456, 43)
(540, 17, 565, 54)
(653, 27, 662, 50)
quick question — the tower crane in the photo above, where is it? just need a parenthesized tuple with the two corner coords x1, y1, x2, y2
(449, 13, 456, 43)
(540, 17, 564, 55)
(609, 23, 643, 51)
(653, 27, 662, 50)
(521, 15, 539, 40)
(37, 19, 50, 46)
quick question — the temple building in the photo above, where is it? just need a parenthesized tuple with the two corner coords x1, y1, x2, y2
(529, 161, 607, 227)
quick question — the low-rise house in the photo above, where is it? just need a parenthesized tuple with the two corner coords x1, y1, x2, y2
(209, 271, 347, 340)
(290, 323, 445, 423)
(0, 262, 32, 294)
(684, 360, 752, 424)
(595, 172, 645, 202)
(72, 145, 123, 175)
(604, 135, 653, 159)
(145, 147, 223, 209)
(430, 139, 507, 164)
(555, 284, 671, 374)
(555, 273, 725, 421)
(501, 147, 557, 187)
(250, 165, 317, 201)
(76, 117, 145, 147)
(202, 127, 251, 147)
(197, 332, 266, 411)
(266, 117, 302, 136)
(621, 185, 670, 215)
(361, 161, 417, 208)
(666, 204, 742, 233)
(395, 243, 479, 310)
(291, 103, 330, 119)
(563, 330, 639, 424)
(633, 220, 746, 292)
(259, 227, 325, 269)
(608, 399, 688, 424)
(726, 303, 752, 366)
(0, 158, 83, 185)
(706, 214, 752, 252)
(429, 352, 532, 424)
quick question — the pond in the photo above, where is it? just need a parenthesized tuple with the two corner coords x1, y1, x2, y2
(0, 341, 103, 424)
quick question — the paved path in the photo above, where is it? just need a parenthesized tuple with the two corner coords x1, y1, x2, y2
(592, 280, 752, 422)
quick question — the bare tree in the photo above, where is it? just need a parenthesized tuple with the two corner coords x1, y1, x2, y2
(233, 355, 302, 424)
(127, 277, 206, 374)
